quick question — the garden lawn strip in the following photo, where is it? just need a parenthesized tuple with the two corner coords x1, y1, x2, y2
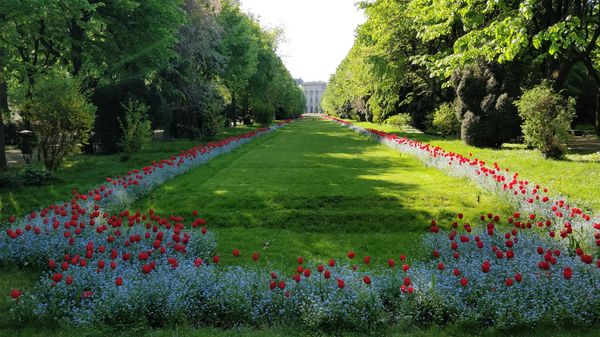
(0, 124, 263, 219)
(326, 116, 600, 251)
(133, 117, 512, 264)
(2, 120, 295, 229)
(351, 119, 600, 211)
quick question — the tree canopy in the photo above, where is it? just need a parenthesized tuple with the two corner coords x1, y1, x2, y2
(323, 0, 600, 138)
(0, 0, 305, 168)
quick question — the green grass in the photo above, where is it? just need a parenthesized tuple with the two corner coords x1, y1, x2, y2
(132, 118, 511, 266)
(0, 125, 261, 220)
(352, 120, 600, 211)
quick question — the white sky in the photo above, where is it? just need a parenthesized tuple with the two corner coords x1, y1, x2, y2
(240, 0, 366, 82)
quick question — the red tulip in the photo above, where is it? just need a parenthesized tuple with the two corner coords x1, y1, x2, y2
(52, 273, 63, 283)
(363, 256, 371, 264)
(337, 278, 345, 289)
(505, 278, 514, 286)
(460, 277, 468, 286)
(453, 268, 461, 276)
(194, 258, 203, 266)
(347, 251, 355, 259)
(403, 277, 411, 286)
(328, 258, 335, 267)
(116, 277, 123, 286)
(48, 259, 56, 270)
(388, 259, 395, 268)
(213, 255, 220, 264)
(252, 252, 260, 262)
(563, 267, 573, 279)
(303, 268, 311, 278)
(437, 262, 445, 270)
(65, 275, 74, 286)
(10, 289, 22, 299)
(481, 261, 491, 273)
(233, 249, 240, 257)
(269, 281, 276, 290)
(297, 256, 303, 265)
(324, 270, 331, 279)
(402, 264, 410, 272)
(363, 276, 371, 285)
(317, 264, 324, 273)
(515, 273, 522, 282)
(142, 264, 153, 274)
(278, 280, 286, 290)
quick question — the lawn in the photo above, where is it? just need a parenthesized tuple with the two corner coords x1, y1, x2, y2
(131, 117, 511, 266)
(0, 125, 261, 220)
(351, 121, 600, 212)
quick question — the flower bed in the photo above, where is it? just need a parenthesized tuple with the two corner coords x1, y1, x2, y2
(325, 116, 600, 251)
(5, 211, 600, 331)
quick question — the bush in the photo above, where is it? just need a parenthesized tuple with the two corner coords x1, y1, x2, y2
(385, 113, 411, 130)
(515, 83, 575, 159)
(452, 61, 522, 148)
(432, 103, 460, 136)
(118, 99, 152, 160)
(252, 101, 275, 126)
(0, 166, 55, 189)
(24, 72, 96, 171)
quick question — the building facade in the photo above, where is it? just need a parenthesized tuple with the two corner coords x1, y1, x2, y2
(299, 81, 327, 113)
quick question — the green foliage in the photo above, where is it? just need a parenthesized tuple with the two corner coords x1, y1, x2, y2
(118, 99, 152, 161)
(23, 72, 95, 171)
(0, 166, 55, 188)
(515, 83, 576, 159)
(432, 103, 460, 136)
(385, 113, 411, 130)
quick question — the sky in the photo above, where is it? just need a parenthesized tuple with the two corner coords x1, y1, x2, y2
(240, 0, 366, 82)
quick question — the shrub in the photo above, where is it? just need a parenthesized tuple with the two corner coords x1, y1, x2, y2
(24, 72, 96, 171)
(253, 101, 275, 126)
(515, 83, 575, 159)
(432, 103, 460, 136)
(118, 99, 152, 161)
(452, 61, 521, 148)
(385, 113, 411, 130)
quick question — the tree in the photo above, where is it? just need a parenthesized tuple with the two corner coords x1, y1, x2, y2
(159, 0, 225, 139)
(409, 0, 600, 135)
(218, 0, 259, 125)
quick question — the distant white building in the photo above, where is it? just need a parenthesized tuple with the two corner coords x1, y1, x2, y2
(297, 80, 327, 113)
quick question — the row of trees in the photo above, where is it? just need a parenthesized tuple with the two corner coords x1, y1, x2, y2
(322, 0, 600, 156)
(0, 0, 305, 170)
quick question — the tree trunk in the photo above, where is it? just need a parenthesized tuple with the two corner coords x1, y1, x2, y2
(231, 93, 237, 126)
(581, 57, 600, 136)
(596, 90, 600, 137)
(0, 80, 7, 170)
